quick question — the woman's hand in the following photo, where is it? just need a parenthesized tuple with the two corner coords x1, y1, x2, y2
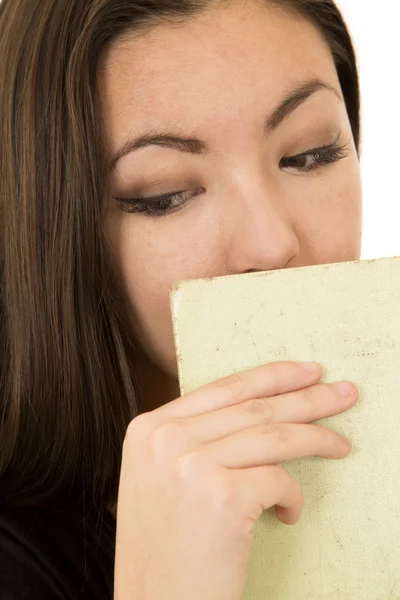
(114, 361, 357, 600)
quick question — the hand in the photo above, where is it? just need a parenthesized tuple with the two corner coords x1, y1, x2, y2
(114, 361, 357, 600)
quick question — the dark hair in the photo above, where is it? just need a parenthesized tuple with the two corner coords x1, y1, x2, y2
(0, 0, 360, 510)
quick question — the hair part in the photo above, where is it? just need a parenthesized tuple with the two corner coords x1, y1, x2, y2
(0, 0, 360, 510)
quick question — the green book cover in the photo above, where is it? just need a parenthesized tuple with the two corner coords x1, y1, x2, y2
(170, 256, 400, 599)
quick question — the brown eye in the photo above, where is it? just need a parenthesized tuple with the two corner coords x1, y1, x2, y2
(281, 154, 310, 169)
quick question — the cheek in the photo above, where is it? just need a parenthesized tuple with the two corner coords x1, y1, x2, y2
(327, 174, 362, 258)
(292, 165, 362, 263)
(113, 213, 222, 373)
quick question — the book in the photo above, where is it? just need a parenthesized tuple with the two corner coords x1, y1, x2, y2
(169, 256, 400, 599)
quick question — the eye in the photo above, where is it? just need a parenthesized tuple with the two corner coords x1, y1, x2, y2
(113, 187, 205, 217)
(280, 141, 352, 173)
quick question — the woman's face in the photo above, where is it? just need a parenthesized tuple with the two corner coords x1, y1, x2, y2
(101, 1, 362, 379)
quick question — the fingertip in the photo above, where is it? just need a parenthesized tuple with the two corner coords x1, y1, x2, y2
(339, 433, 352, 451)
(331, 434, 352, 459)
(299, 362, 322, 376)
(343, 439, 352, 456)
(275, 505, 302, 526)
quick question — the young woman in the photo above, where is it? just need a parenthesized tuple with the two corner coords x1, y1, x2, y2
(0, 0, 361, 598)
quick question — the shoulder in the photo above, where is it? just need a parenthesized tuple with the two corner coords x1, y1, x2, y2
(0, 503, 116, 599)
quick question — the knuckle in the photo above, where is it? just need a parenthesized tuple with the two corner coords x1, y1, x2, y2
(301, 385, 317, 406)
(122, 413, 158, 465)
(125, 412, 153, 445)
(216, 371, 247, 401)
(245, 398, 274, 421)
(148, 420, 187, 457)
(176, 451, 205, 481)
(261, 423, 291, 444)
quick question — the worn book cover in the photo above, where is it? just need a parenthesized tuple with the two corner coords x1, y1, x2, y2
(170, 256, 400, 599)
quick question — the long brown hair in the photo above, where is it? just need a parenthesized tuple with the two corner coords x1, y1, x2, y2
(0, 0, 360, 510)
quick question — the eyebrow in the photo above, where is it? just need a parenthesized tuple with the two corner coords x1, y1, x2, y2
(109, 78, 342, 170)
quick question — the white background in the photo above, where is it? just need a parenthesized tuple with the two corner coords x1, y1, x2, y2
(336, 0, 400, 259)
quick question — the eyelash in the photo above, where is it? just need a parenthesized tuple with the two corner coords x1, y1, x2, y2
(114, 141, 351, 218)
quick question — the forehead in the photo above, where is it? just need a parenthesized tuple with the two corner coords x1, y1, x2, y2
(99, 2, 339, 149)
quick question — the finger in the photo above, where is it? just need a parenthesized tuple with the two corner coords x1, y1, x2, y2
(233, 465, 304, 525)
(163, 361, 322, 418)
(182, 381, 357, 443)
(202, 423, 351, 468)
(251, 381, 358, 424)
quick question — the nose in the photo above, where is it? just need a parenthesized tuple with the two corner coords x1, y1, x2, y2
(225, 180, 300, 274)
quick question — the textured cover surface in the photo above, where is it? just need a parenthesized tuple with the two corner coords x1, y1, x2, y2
(170, 256, 400, 599)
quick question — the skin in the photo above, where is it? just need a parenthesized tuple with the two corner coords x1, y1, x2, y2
(100, 0, 362, 413)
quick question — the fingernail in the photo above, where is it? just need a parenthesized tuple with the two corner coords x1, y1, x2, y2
(299, 362, 321, 373)
(333, 381, 356, 398)
(339, 433, 352, 449)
